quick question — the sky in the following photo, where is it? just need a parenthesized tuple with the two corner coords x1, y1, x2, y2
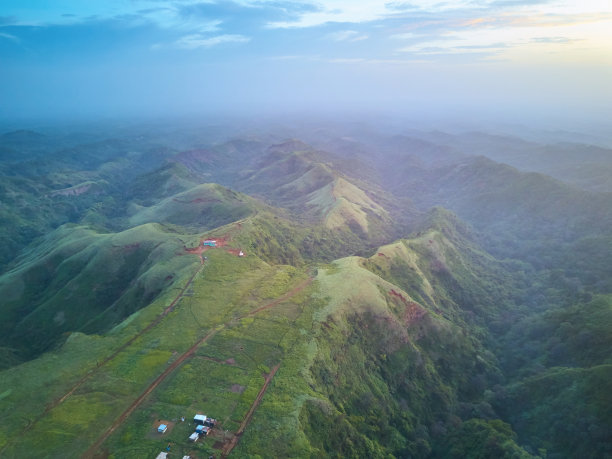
(1, 1, 611, 126)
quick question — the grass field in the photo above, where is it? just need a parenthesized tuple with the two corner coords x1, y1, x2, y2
(0, 221, 533, 458)
(0, 242, 316, 458)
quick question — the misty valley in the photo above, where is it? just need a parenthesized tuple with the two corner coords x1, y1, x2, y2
(0, 121, 610, 458)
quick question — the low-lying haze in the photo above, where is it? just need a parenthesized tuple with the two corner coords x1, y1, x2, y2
(1, 1, 611, 130)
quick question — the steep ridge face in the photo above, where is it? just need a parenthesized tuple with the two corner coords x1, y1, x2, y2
(170, 138, 269, 185)
(0, 178, 266, 363)
(0, 136, 176, 272)
(127, 162, 203, 205)
(235, 216, 529, 458)
(307, 177, 389, 234)
(0, 223, 200, 362)
(0, 125, 610, 458)
(375, 153, 612, 289)
(237, 142, 395, 242)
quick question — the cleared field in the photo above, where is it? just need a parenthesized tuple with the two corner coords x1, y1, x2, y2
(0, 246, 314, 458)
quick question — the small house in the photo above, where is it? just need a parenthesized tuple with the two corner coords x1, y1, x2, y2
(196, 425, 210, 436)
(157, 424, 168, 434)
(202, 240, 216, 247)
(189, 432, 199, 442)
(194, 414, 207, 425)
(155, 453, 168, 459)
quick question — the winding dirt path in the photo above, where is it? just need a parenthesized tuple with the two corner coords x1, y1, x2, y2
(58, 263, 205, 407)
(82, 276, 312, 458)
(81, 327, 220, 458)
(0, 261, 205, 457)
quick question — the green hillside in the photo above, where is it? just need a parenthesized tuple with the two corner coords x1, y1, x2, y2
(128, 183, 257, 230)
(0, 215, 532, 458)
(0, 223, 200, 363)
(0, 124, 610, 458)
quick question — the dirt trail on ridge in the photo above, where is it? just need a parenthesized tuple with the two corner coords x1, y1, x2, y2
(82, 276, 312, 458)
(0, 262, 204, 457)
(81, 327, 220, 458)
(220, 363, 281, 458)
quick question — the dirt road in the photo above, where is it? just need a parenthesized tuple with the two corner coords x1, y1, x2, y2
(81, 327, 220, 458)
(82, 276, 312, 458)
(0, 262, 205, 457)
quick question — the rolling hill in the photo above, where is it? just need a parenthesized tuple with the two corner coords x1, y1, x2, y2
(0, 122, 610, 458)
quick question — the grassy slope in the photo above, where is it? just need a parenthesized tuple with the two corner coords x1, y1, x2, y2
(0, 136, 174, 272)
(0, 213, 525, 458)
(237, 222, 530, 458)
(237, 148, 395, 242)
(0, 223, 200, 362)
(0, 246, 312, 458)
(128, 183, 256, 230)
(1, 130, 609, 458)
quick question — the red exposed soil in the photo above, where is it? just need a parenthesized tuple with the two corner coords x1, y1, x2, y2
(0, 206, 305, 458)
(152, 419, 175, 436)
(7, 210, 308, 459)
(81, 274, 313, 458)
(0, 263, 206, 457)
(81, 327, 220, 458)
(185, 234, 246, 263)
(389, 289, 427, 325)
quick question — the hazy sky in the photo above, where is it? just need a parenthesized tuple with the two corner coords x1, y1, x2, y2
(1, 1, 611, 124)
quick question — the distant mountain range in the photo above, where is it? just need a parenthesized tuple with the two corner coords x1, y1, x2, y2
(0, 123, 610, 458)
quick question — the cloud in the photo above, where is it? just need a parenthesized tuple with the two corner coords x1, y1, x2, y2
(385, 2, 420, 12)
(327, 57, 367, 63)
(531, 36, 576, 44)
(267, 2, 391, 28)
(173, 33, 250, 49)
(327, 30, 368, 42)
(0, 32, 19, 43)
(389, 32, 417, 39)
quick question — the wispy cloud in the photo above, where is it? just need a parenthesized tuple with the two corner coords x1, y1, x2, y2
(326, 56, 432, 65)
(0, 32, 19, 43)
(390, 32, 418, 40)
(327, 30, 368, 42)
(530, 36, 577, 44)
(172, 33, 250, 50)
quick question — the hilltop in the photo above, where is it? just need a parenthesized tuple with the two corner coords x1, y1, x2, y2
(0, 122, 610, 458)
